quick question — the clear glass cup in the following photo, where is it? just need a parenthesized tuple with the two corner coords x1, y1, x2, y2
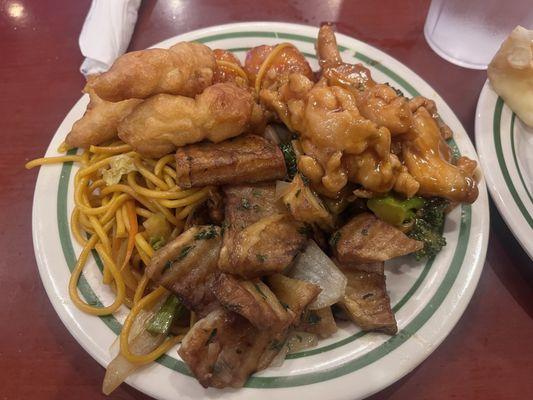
(424, 0, 533, 70)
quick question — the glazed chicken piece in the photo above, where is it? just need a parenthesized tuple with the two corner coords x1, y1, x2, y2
(408, 96, 454, 140)
(332, 212, 423, 264)
(261, 73, 398, 196)
(337, 262, 397, 335)
(118, 83, 254, 158)
(146, 225, 222, 317)
(213, 49, 249, 87)
(244, 44, 315, 91)
(210, 273, 294, 331)
(218, 183, 308, 278)
(65, 90, 142, 148)
(85, 42, 216, 102)
(174, 135, 286, 189)
(179, 274, 319, 388)
(317, 24, 413, 136)
(402, 105, 479, 203)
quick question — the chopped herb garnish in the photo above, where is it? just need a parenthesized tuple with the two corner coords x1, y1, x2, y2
(221, 221, 230, 235)
(149, 236, 166, 250)
(300, 174, 310, 186)
(279, 301, 289, 310)
(147, 295, 182, 335)
(206, 328, 217, 345)
(163, 260, 173, 272)
(279, 142, 297, 179)
(194, 226, 218, 240)
(329, 231, 341, 247)
(384, 82, 404, 97)
(306, 311, 321, 325)
(269, 339, 284, 351)
(256, 254, 267, 263)
(297, 224, 312, 236)
(176, 245, 194, 262)
(240, 198, 251, 210)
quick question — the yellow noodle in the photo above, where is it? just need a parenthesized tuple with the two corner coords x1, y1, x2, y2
(25, 155, 82, 169)
(154, 154, 175, 177)
(89, 143, 132, 154)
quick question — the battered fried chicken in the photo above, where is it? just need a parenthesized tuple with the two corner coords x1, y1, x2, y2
(402, 105, 479, 203)
(85, 42, 216, 102)
(65, 90, 142, 148)
(118, 83, 255, 158)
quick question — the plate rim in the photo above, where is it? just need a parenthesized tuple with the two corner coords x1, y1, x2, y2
(32, 21, 490, 400)
(475, 79, 533, 259)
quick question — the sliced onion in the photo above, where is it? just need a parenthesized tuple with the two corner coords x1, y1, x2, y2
(102, 297, 167, 395)
(275, 180, 292, 200)
(287, 331, 318, 354)
(289, 240, 347, 310)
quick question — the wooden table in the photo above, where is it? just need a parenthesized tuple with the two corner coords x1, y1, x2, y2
(2, 0, 532, 399)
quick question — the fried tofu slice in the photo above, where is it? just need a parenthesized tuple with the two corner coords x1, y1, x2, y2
(118, 83, 255, 158)
(146, 225, 222, 317)
(337, 262, 397, 335)
(210, 273, 294, 331)
(218, 183, 308, 278)
(178, 308, 273, 388)
(65, 90, 142, 148)
(297, 307, 338, 338)
(175, 135, 286, 189)
(333, 212, 423, 264)
(85, 42, 216, 102)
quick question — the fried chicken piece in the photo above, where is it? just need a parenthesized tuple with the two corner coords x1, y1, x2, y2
(64, 90, 142, 148)
(178, 308, 273, 388)
(317, 24, 413, 136)
(118, 83, 255, 158)
(338, 262, 397, 335)
(213, 49, 249, 87)
(174, 135, 286, 189)
(218, 183, 307, 278)
(408, 96, 453, 140)
(261, 74, 396, 195)
(210, 273, 294, 331)
(402, 106, 479, 203)
(146, 225, 222, 317)
(332, 212, 423, 264)
(85, 42, 216, 102)
(244, 44, 315, 89)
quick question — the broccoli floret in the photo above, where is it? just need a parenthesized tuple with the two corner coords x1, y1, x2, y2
(279, 142, 297, 179)
(408, 197, 449, 260)
(367, 195, 425, 226)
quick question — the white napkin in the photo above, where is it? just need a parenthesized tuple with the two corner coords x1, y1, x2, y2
(79, 0, 142, 77)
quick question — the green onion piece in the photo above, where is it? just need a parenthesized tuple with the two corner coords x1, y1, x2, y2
(146, 295, 182, 335)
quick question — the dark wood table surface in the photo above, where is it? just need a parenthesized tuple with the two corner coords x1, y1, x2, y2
(2, 0, 532, 399)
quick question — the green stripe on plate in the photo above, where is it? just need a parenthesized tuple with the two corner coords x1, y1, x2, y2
(56, 30, 471, 387)
(510, 114, 533, 204)
(493, 98, 533, 228)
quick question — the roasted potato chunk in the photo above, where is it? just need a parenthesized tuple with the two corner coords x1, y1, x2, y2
(333, 212, 423, 264)
(210, 273, 294, 331)
(218, 184, 307, 278)
(146, 225, 222, 317)
(338, 263, 397, 335)
(175, 135, 286, 189)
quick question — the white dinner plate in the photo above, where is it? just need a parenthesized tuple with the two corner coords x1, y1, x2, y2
(476, 81, 533, 259)
(32, 22, 489, 400)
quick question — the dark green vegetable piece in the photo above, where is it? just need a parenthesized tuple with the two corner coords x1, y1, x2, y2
(367, 194, 425, 226)
(149, 236, 166, 250)
(407, 197, 449, 260)
(147, 295, 182, 335)
(279, 142, 297, 179)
